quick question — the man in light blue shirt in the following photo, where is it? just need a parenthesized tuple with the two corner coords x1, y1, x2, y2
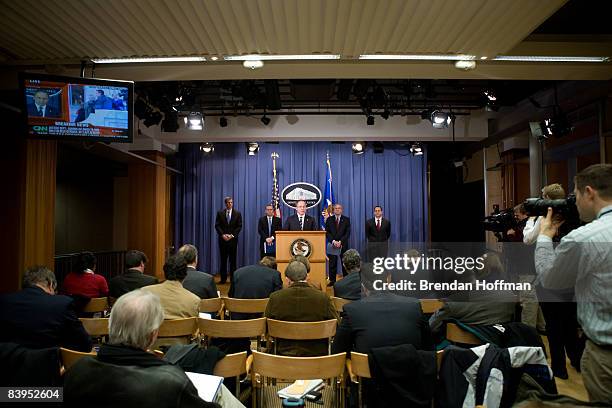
(535, 164, 612, 403)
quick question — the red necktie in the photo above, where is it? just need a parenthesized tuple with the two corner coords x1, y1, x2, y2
(376, 219, 381, 231)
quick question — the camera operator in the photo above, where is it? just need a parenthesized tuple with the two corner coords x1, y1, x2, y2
(506, 203, 528, 242)
(523, 183, 583, 380)
(535, 164, 612, 403)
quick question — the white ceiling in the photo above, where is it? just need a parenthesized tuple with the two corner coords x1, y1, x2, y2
(2, 0, 611, 81)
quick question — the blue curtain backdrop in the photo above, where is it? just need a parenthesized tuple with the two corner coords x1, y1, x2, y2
(174, 142, 428, 275)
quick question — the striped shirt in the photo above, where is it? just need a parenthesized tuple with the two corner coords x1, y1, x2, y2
(535, 205, 612, 345)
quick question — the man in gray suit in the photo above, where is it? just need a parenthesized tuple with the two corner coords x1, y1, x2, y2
(177, 244, 218, 299)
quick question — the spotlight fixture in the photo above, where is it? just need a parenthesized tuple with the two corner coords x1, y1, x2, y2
(219, 117, 228, 127)
(260, 115, 271, 126)
(381, 109, 390, 120)
(184, 112, 204, 130)
(484, 90, 499, 112)
(366, 115, 375, 126)
(161, 111, 179, 132)
(543, 115, 574, 139)
(143, 111, 163, 127)
(410, 142, 424, 156)
(352, 142, 366, 155)
(243, 60, 264, 70)
(199, 142, 214, 154)
(372, 142, 384, 154)
(246, 142, 260, 156)
(425, 110, 453, 129)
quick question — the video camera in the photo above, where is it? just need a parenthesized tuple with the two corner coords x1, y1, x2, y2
(523, 194, 581, 237)
(483, 207, 516, 234)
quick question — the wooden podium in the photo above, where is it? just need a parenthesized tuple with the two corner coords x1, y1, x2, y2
(275, 231, 327, 292)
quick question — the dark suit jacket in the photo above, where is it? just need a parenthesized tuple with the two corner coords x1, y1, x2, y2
(333, 272, 361, 301)
(265, 282, 338, 356)
(332, 292, 432, 354)
(325, 215, 351, 248)
(27, 103, 60, 118)
(109, 269, 158, 299)
(182, 267, 218, 299)
(284, 214, 318, 231)
(215, 208, 243, 244)
(229, 264, 283, 300)
(0, 286, 92, 352)
(257, 215, 282, 253)
(365, 217, 391, 242)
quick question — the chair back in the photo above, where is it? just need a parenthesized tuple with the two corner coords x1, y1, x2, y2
(222, 297, 269, 314)
(251, 350, 346, 381)
(79, 318, 109, 337)
(199, 298, 223, 314)
(60, 347, 96, 370)
(198, 317, 266, 339)
(266, 319, 337, 340)
(157, 317, 197, 341)
(420, 299, 444, 314)
(213, 351, 248, 378)
(331, 297, 351, 312)
(348, 351, 371, 378)
(83, 297, 108, 313)
(446, 322, 482, 345)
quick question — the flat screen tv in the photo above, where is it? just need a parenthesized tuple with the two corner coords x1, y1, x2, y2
(20, 72, 134, 143)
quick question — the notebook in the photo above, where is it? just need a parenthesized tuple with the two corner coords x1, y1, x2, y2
(277, 379, 324, 399)
(185, 371, 224, 402)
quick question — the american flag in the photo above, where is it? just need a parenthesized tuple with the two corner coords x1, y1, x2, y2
(271, 152, 281, 218)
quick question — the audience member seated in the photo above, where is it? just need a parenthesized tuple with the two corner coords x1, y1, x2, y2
(389, 249, 434, 299)
(229, 256, 282, 301)
(109, 250, 158, 300)
(178, 244, 219, 299)
(143, 254, 199, 319)
(0, 265, 92, 351)
(429, 252, 517, 339)
(332, 263, 432, 354)
(292, 254, 323, 291)
(61, 251, 109, 298)
(333, 249, 362, 301)
(264, 261, 338, 356)
(64, 289, 219, 407)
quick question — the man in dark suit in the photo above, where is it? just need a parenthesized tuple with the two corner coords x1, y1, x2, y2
(177, 244, 218, 299)
(229, 257, 282, 300)
(333, 249, 362, 301)
(109, 250, 158, 300)
(284, 200, 317, 231)
(0, 266, 92, 351)
(27, 90, 61, 118)
(325, 203, 351, 285)
(265, 261, 338, 356)
(257, 204, 282, 259)
(215, 196, 242, 284)
(332, 265, 432, 354)
(365, 205, 391, 262)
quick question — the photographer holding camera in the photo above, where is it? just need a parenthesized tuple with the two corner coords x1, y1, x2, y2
(535, 164, 612, 403)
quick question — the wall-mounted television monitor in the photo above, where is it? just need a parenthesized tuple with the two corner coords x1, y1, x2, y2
(20, 72, 134, 143)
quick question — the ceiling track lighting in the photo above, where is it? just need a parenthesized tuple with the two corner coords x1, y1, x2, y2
(199, 142, 214, 154)
(410, 142, 424, 156)
(246, 142, 260, 156)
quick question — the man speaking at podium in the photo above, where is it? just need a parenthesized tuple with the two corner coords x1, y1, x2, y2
(285, 200, 318, 231)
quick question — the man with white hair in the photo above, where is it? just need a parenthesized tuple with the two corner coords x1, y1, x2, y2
(64, 289, 219, 407)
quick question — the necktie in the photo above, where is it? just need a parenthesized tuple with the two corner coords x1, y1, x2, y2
(336, 216, 340, 228)
(376, 219, 381, 231)
(268, 217, 272, 235)
(299, 217, 304, 230)
(38, 107, 43, 117)
(226, 211, 231, 223)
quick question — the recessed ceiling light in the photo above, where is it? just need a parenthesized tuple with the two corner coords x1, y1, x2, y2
(493, 55, 609, 62)
(210, 56, 219, 61)
(358, 54, 476, 61)
(455, 60, 476, 70)
(91, 56, 206, 63)
(480, 56, 488, 60)
(243, 60, 264, 70)
(225, 54, 341, 61)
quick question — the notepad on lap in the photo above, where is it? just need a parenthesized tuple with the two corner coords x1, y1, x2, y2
(277, 379, 323, 399)
(185, 371, 223, 402)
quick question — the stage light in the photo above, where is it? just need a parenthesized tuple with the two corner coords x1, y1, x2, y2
(543, 115, 573, 138)
(143, 111, 163, 127)
(410, 142, 423, 156)
(260, 115, 271, 126)
(352, 142, 366, 154)
(184, 112, 203, 130)
(366, 115, 375, 126)
(219, 117, 228, 127)
(243, 60, 264, 70)
(161, 111, 179, 132)
(199, 142, 214, 154)
(372, 142, 384, 154)
(246, 142, 260, 156)
(429, 110, 453, 129)
(381, 109, 390, 120)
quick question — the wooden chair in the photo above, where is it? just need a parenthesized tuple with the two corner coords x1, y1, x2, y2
(331, 297, 351, 313)
(83, 297, 109, 314)
(198, 297, 224, 317)
(346, 352, 371, 408)
(250, 351, 346, 408)
(266, 319, 338, 355)
(198, 317, 267, 350)
(446, 322, 482, 345)
(79, 317, 109, 344)
(212, 351, 251, 399)
(420, 299, 444, 314)
(222, 297, 269, 319)
(60, 347, 96, 370)
(155, 317, 197, 347)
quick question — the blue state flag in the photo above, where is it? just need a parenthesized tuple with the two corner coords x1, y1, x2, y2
(321, 152, 335, 229)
